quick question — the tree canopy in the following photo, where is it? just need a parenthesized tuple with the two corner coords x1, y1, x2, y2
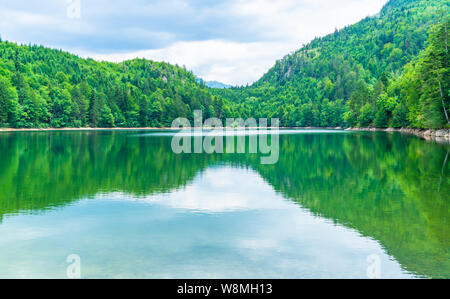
(0, 0, 448, 129)
(214, 0, 449, 129)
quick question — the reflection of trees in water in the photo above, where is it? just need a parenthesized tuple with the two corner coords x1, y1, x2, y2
(438, 149, 449, 192)
(0, 131, 448, 278)
(248, 133, 449, 279)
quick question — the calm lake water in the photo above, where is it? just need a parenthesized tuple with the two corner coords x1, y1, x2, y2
(0, 130, 448, 279)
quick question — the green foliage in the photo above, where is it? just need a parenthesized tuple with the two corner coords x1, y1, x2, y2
(358, 103, 376, 127)
(0, 0, 448, 129)
(0, 43, 229, 128)
(213, 0, 449, 129)
(99, 104, 115, 127)
(391, 101, 409, 128)
(0, 76, 12, 125)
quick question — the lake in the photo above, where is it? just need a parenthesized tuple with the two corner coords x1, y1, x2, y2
(0, 130, 448, 278)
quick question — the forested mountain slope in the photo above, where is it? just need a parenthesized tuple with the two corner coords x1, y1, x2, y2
(0, 0, 448, 129)
(214, 0, 449, 129)
(0, 42, 226, 128)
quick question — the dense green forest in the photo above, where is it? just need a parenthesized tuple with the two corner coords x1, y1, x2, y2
(0, 45, 226, 128)
(214, 0, 449, 129)
(0, 0, 448, 129)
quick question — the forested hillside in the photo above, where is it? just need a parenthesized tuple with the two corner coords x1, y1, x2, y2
(0, 0, 448, 129)
(390, 19, 449, 129)
(0, 42, 228, 128)
(214, 0, 449, 129)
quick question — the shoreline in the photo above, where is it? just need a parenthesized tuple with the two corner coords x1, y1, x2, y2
(0, 127, 175, 132)
(0, 126, 345, 132)
(346, 127, 450, 144)
(1, 126, 449, 143)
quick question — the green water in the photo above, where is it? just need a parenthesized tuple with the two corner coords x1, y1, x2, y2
(0, 130, 448, 278)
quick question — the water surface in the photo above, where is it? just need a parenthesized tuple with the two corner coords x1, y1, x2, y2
(0, 130, 448, 278)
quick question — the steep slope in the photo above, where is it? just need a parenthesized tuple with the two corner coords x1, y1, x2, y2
(259, 0, 444, 85)
(214, 0, 449, 128)
(0, 0, 448, 129)
(390, 18, 449, 128)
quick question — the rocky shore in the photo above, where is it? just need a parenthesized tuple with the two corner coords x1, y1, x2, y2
(347, 127, 450, 144)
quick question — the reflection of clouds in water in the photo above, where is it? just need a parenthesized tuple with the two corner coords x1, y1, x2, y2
(97, 167, 289, 213)
(239, 239, 280, 250)
(0, 227, 56, 243)
(131, 129, 350, 138)
(0, 166, 413, 278)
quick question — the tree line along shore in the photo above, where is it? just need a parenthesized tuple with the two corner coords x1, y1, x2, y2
(0, 0, 448, 132)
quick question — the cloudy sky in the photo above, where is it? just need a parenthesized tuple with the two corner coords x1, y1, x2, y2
(0, 0, 388, 86)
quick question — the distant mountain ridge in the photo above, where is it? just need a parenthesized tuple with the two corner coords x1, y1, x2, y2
(195, 77, 232, 89)
(205, 81, 232, 89)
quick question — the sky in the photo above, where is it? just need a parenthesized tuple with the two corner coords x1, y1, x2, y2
(0, 0, 388, 86)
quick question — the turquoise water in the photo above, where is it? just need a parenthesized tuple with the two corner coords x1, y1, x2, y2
(0, 130, 448, 278)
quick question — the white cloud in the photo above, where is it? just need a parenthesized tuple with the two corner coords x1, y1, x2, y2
(82, 0, 388, 85)
(97, 167, 289, 213)
(0, 9, 57, 26)
(85, 39, 292, 86)
(0, 0, 389, 85)
(231, 0, 386, 43)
